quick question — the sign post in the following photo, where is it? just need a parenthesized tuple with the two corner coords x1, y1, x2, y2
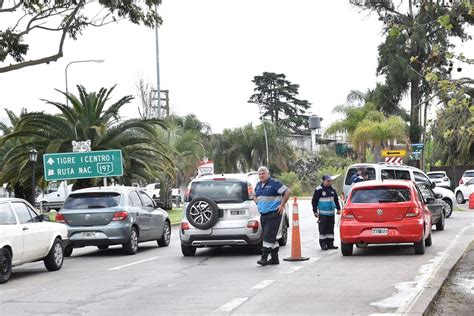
(43, 150, 123, 181)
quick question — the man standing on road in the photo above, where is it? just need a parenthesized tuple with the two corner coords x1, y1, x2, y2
(254, 166, 291, 266)
(312, 175, 341, 250)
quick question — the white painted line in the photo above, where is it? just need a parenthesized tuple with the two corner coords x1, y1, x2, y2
(252, 279, 275, 290)
(215, 297, 249, 312)
(283, 266, 303, 274)
(107, 256, 160, 271)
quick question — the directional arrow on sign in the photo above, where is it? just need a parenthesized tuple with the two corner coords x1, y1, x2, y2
(47, 158, 55, 165)
(387, 151, 401, 155)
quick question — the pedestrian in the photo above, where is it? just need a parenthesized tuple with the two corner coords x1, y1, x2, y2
(312, 175, 341, 250)
(254, 166, 291, 266)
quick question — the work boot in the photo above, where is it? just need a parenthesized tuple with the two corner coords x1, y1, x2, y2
(268, 248, 280, 265)
(327, 240, 338, 250)
(319, 239, 328, 251)
(257, 248, 271, 266)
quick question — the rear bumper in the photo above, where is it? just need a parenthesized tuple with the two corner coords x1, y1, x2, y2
(180, 229, 262, 247)
(340, 218, 424, 244)
(67, 222, 131, 247)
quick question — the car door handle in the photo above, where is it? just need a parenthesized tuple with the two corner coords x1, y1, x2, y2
(23, 227, 29, 231)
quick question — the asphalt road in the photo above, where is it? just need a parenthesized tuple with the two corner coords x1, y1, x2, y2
(1, 201, 473, 315)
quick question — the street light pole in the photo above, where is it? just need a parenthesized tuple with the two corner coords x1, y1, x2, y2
(29, 147, 38, 207)
(154, 5, 161, 119)
(65, 59, 105, 106)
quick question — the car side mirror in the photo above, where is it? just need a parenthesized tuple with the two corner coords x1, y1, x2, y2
(425, 197, 435, 204)
(430, 182, 436, 189)
(434, 193, 443, 199)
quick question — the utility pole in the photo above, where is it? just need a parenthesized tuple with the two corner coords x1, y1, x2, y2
(154, 4, 161, 119)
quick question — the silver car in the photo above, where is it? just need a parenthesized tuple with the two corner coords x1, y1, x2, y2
(179, 173, 289, 256)
(58, 187, 171, 256)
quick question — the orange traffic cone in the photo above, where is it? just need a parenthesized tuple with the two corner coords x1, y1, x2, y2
(284, 196, 309, 262)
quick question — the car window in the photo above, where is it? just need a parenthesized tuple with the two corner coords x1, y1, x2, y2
(12, 202, 34, 223)
(345, 167, 376, 185)
(25, 204, 41, 222)
(129, 191, 143, 207)
(139, 191, 155, 208)
(188, 180, 248, 203)
(417, 184, 434, 199)
(64, 192, 121, 209)
(414, 186, 425, 203)
(414, 171, 431, 185)
(463, 171, 474, 177)
(381, 169, 395, 180)
(428, 173, 445, 179)
(351, 187, 411, 203)
(467, 178, 474, 185)
(0, 203, 17, 225)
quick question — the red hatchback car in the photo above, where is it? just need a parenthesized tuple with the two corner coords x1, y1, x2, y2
(340, 180, 432, 256)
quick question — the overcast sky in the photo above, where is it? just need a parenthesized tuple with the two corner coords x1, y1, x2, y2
(0, 0, 472, 132)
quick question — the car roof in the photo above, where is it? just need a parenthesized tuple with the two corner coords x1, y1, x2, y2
(0, 198, 29, 203)
(427, 171, 446, 174)
(348, 163, 420, 170)
(69, 186, 138, 195)
(463, 170, 474, 173)
(193, 172, 258, 182)
(351, 180, 414, 189)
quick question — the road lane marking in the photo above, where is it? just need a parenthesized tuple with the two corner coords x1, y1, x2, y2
(215, 297, 249, 312)
(252, 280, 275, 290)
(107, 256, 160, 271)
(283, 266, 303, 274)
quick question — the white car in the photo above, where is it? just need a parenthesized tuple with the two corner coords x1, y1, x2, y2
(146, 183, 161, 200)
(459, 170, 474, 186)
(454, 178, 474, 204)
(0, 198, 68, 284)
(427, 171, 451, 189)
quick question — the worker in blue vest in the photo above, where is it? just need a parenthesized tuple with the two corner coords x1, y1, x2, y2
(254, 166, 291, 266)
(312, 175, 341, 250)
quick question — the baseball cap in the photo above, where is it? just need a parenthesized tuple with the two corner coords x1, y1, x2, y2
(322, 175, 334, 181)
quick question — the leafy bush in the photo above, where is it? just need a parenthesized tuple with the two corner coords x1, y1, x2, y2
(277, 172, 302, 196)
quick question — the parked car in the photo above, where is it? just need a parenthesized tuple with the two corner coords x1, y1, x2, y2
(454, 178, 474, 204)
(57, 186, 171, 256)
(459, 170, 474, 186)
(343, 163, 455, 217)
(416, 183, 446, 231)
(427, 171, 451, 189)
(340, 180, 433, 256)
(0, 198, 68, 284)
(145, 183, 161, 200)
(37, 181, 73, 211)
(180, 172, 289, 256)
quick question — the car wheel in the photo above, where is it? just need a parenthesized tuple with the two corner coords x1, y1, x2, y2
(97, 245, 109, 250)
(425, 231, 433, 247)
(64, 245, 73, 257)
(181, 244, 196, 257)
(278, 218, 289, 247)
(123, 227, 139, 255)
(443, 199, 453, 218)
(186, 197, 220, 230)
(0, 248, 12, 284)
(414, 236, 426, 254)
(44, 238, 64, 271)
(436, 211, 446, 231)
(341, 241, 353, 256)
(456, 191, 465, 204)
(157, 221, 171, 247)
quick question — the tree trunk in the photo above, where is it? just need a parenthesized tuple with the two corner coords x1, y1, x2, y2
(410, 78, 422, 143)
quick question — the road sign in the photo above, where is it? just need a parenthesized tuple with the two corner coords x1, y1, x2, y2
(411, 143, 424, 153)
(43, 150, 123, 181)
(381, 149, 406, 157)
(385, 157, 403, 164)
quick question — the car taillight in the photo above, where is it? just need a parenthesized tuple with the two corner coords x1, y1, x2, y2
(405, 208, 420, 217)
(181, 222, 190, 231)
(459, 179, 464, 185)
(247, 220, 259, 229)
(341, 209, 355, 219)
(247, 184, 254, 197)
(55, 213, 66, 223)
(184, 188, 191, 202)
(112, 211, 128, 221)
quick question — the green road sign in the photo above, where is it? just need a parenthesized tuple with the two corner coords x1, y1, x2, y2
(43, 150, 123, 181)
(411, 143, 424, 153)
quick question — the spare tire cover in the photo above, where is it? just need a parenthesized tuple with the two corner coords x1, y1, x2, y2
(186, 197, 220, 230)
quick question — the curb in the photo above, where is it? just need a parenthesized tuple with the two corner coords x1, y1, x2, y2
(404, 226, 474, 315)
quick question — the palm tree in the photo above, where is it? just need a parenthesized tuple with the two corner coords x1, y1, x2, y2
(0, 85, 172, 190)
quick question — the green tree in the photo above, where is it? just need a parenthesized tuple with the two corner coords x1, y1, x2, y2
(351, 0, 473, 143)
(0, 0, 161, 73)
(248, 72, 311, 134)
(0, 86, 172, 191)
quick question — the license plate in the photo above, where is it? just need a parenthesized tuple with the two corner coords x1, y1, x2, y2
(80, 232, 96, 239)
(230, 210, 245, 216)
(372, 228, 388, 235)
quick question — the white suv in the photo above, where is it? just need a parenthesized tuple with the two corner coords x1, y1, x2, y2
(179, 172, 289, 256)
(343, 163, 456, 217)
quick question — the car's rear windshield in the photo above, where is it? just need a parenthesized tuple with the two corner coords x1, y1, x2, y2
(351, 188, 411, 203)
(428, 173, 445, 179)
(463, 171, 474, 177)
(64, 192, 121, 209)
(188, 180, 248, 203)
(345, 167, 376, 185)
